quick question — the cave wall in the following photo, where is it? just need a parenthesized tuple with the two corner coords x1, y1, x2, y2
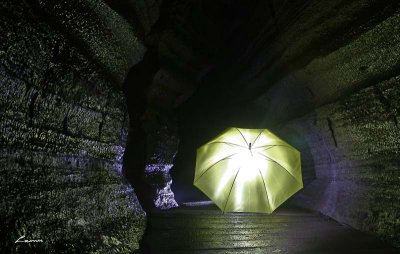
(278, 75, 400, 246)
(0, 0, 146, 252)
(239, 2, 400, 247)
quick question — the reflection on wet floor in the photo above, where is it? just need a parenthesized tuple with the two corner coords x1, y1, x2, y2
(140, 204, 398, 254)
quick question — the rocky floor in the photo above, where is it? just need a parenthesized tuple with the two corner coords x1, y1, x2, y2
(141, 204, 398, 254)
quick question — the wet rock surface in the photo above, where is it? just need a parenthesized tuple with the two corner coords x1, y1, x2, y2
(0, 0, 145, 252)
(280, 75, 400, 247)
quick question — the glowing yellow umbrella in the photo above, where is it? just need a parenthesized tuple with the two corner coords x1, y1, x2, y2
(194, 128, 303, 213)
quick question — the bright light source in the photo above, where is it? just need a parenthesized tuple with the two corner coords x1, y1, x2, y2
(194, 127, 303, 213)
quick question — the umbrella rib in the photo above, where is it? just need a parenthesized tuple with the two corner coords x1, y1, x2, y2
(258, 168, 271, 211)
(253, 144, 294, 150)
(208, 141, 246, 149)
(223, 167, 241, 212)
(252, 130, 264, 146)
(256, 152, 298, 182)
(194, 153, 237, 183)
(235, 128, 249, 147)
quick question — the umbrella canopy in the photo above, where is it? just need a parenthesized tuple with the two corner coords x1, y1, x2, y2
(194, 127, 303, 213)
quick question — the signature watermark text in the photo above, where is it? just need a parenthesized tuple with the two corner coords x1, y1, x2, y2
(15, 235, 43, 243)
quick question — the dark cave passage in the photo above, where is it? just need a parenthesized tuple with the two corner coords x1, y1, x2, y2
(1, 0, 399, 253)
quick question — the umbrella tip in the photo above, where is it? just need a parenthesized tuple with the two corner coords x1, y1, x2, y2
(249, 142, 252, 150)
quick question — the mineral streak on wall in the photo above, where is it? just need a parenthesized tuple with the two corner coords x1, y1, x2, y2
(0, 0, 146, 252)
